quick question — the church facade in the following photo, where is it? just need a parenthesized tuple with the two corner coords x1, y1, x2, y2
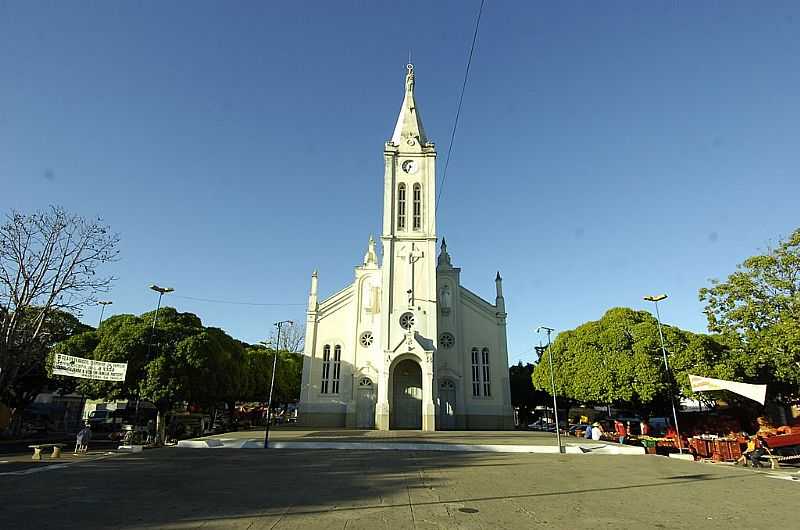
(298, 65, 513, 430)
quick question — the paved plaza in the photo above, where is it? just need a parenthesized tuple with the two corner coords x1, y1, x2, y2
(1, 429, 799, 529)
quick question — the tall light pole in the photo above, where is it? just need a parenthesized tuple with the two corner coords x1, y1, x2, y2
(537, 326, 564, 453)
(97, 300, 113, 328)
(644, 293, 683, 453)
(139, 285, 173, 439)
(264, 320, 293, 449)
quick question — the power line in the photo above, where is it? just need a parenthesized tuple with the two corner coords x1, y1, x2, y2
(173, 295, 305, 307)
(436, 0, 486, 213)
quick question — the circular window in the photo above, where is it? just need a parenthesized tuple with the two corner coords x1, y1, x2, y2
(359, 331, 374, 347)
(439, 332, 455, 349)
(399, 312, 415, 330)
(359, 377, 373, 387)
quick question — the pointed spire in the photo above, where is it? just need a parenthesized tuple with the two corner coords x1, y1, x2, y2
(363, 235, 377, 266)
(308, 269, 319, 311)
(495, 270, 505, 312)
(391, 64, 427, 145)
(437, 237, 452, 269)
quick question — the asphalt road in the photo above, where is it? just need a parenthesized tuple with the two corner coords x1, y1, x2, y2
(1, 444, 798, 529)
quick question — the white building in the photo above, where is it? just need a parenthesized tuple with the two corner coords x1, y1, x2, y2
(299, 65, 513, 430)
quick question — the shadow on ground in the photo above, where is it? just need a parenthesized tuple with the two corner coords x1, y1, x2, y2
(0, 447, 797, 529)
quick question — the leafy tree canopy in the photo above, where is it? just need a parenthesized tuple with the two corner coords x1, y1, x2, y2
(700, 228, 800, 400)
(531, 308, 741, 413)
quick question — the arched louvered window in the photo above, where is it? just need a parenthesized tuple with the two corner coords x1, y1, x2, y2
(321, 345, 331, 394)
(481, 348, 491, 397)
(332, 345, 342, 394)
(471, 348, 480, 396)
(471, 347, 491, 397)
(397, 184, 406, 230)
(412, 184, 421, 230)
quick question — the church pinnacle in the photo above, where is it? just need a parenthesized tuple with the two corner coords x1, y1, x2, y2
(391, 64, 428, 145)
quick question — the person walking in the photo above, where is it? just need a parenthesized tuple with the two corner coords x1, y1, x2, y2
(74, 424, 90, 454)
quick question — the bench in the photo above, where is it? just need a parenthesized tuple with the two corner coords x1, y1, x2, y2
(28, 443, 66, 461)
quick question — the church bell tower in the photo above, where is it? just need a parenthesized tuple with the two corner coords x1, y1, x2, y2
(376, 64, 439, 430)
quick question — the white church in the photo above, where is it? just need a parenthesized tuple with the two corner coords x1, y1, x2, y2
(299, 64, 513, 430)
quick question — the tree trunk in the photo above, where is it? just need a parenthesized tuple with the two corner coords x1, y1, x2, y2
(156, 407, 168, 446)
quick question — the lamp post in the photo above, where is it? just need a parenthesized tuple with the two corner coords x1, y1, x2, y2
(140, 285, 173, 440)
(264, 320, 293, 449)
(97, 300, 113, 328)
(537, 326, 564, 453)
(643, 293, 683, 453)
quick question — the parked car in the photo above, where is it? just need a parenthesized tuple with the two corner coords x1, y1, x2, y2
(568, 424, 592, 437)
(528, 418, 556, 431)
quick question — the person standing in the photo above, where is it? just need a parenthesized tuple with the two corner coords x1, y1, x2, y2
(584, 424, 593, 440)
(591, 422, 604, 441)
(74, 424, 90, 454)
(614, 420, 626, 444)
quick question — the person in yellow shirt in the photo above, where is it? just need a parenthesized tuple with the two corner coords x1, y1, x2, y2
(734, 436, 757, 466)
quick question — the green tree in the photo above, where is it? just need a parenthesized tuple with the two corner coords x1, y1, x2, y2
(53, 307, 249, 439)
(509, 362, 550, 425)
(532, 307, 736, 415)
(243, 345, 302, 404)
(0, 206, 118, 431)
(700, 228, 800, 404)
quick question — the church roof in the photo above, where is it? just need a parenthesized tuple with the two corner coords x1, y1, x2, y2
(391, 64, 428, 145)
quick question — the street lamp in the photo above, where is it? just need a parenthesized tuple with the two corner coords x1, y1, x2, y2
(264, 320, 293, 449)
(537, 326, 564, 454)
(97, 300, 113, 328)
(147, 285, 174, 357)
(139, 284, 173, 441)
(643, 293, 683, 453)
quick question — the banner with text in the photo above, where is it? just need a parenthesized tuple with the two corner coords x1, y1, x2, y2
(689, 374, 766, 405)
(53, 353, 128, 382)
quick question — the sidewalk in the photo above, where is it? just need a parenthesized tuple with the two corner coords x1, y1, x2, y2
(183, 428, 646, 454)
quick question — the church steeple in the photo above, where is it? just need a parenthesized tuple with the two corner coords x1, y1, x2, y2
(391, 64, 427, 145)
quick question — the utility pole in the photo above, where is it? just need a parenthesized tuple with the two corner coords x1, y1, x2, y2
(537, 326, 563, 454)
(264, 320, 293, 449)
(644, 294, 683, 453)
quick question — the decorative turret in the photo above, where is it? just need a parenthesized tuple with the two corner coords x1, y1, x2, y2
(495, 271, 506, 314)
(437, 238, 452, 269)
(391, 64, 428, 145)
(308, 269, 319, 311)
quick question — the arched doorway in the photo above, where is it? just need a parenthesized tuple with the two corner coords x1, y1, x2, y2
(391, 359, 422, 429)
(438, 379, 456, 430)
(356, 377, 376, 429)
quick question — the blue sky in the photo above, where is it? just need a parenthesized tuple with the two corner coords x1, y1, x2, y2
(2, 1, 798, 365)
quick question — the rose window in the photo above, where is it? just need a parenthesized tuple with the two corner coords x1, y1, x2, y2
(439, 332, 455, 349)
(359, 331, 374, 347)
(399, 312, 415, 330)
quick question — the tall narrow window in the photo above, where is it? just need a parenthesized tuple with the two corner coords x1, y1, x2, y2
(481, 348, 491, 397)
(321, 345, 331, 394)
(471, 348, 480, 396)
(412, 184, 421, 230)
(332, 345, 342, 394)
(397, 184, 406, 230)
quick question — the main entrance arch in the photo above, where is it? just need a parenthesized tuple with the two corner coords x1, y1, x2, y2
(391, 359, 422, 429)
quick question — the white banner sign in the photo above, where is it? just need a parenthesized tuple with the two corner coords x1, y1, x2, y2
(689, 374, 766, 405)
(53, 353, 128, 382)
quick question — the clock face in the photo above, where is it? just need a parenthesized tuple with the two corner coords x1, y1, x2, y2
(401, 160, 418, 174)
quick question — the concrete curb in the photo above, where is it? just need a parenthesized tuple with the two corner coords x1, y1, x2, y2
(179, 439, 645, 455)
(176, 439, 224, 449)
(117, 445, 143, 453)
